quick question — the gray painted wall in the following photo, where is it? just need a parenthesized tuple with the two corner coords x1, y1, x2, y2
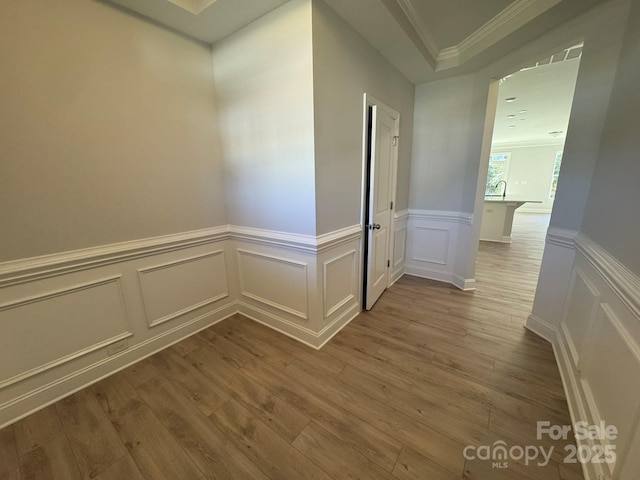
(581, 0, 640, 276)
(212, 0, 316, 235)
(0, 0, 228, 262)
(312, 0, 415, 235)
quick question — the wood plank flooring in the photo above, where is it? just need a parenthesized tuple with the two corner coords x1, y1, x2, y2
(1, 213, 583, 479)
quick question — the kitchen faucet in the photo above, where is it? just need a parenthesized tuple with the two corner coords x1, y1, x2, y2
(495, 180, 507, 199)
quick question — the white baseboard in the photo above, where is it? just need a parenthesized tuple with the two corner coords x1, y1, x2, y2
(525, 313, 557, 343)
(239, 300, 360, 350)
(452, 274, 476, 291)
(404, 265, 454, 284)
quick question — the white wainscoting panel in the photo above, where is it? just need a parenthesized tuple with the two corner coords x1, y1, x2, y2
(559, 266, 601, 370)
(0, 230, 235, 428)
(323, 250, 357, 318)
(0, 276, 131, 390)
(534, 231, 640, 480)
(391, 210, 408, 284)
(411, 227, 449, 265)
(235, 230, 361, 350)
(404, 209, 471, 287)
(237, 249, 309, 321)
(0, 224, 364, 428)
(138, 250, 229, 327)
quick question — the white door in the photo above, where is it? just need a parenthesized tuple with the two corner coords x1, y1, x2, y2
(365, 104, 398, 310)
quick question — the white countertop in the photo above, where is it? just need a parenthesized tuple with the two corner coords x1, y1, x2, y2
(484, 196, 543, 204)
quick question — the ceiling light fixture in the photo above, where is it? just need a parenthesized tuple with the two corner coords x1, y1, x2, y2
(505, 97, 518, 102)
(507, 114, 516, 118)
(508, 125, 517, 129)
(519, 110, 527, 114)
(549, 130, 564, 137)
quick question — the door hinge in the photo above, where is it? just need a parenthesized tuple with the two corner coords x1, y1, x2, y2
(392, 135, 399, 146)
(387, 260, 390, 268)
(390, 201, 394, 210)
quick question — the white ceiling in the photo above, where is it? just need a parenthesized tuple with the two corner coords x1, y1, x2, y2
(107, 0, 605, 84)
(107, 0, 289, 44)
(492, 56, 581, 145)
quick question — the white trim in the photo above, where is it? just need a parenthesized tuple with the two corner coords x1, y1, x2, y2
(394, 209, 409, 222)
(137, 250, 230, 327)
(236, 249, 309, 320)
(433, 0, 562, 71)
(394, 0, 440, 58)
(408, 209, 473, 225)
(546, 227, 578, 249)
(575, 233, 640, 320)
(0, 224, 363, 287)
(525, 314, 557, 342)
(238, 300, 360, 350)
(323, 250, 357, 318)
(0, 226, 230, 287)
(452, 275, 476, 291)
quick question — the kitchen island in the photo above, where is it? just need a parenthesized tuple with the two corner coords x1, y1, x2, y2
(479, 197, 543, 243)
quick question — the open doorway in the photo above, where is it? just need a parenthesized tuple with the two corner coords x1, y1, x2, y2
(476, 44, 582, 314)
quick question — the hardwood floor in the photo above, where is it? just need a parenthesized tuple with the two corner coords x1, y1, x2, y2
(0, 213, 583, 479)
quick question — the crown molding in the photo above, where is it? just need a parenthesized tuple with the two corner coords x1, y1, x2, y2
(394, 0, 440, 58)
(393, 0, 562, 72)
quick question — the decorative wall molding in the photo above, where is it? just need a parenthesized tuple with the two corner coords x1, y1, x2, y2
(237, 249, 309, 320)
(0, 276, 132, 390)
(391, 210, 409, 285)
(0, 224, 362, 288)
(0, 226, 230, 288)
(575, 233, 640, 321)
(411, 226, 449, 265)
(546, 227, 579, 249)
(137, 250, 229, 328)
(229, 224, 361, 254)
(408, 209, 473, 225)
(403, 209, 472, 290)
(529, 232, 640, 480)
(0, 223, 366, 427)
(323, 250, 357, 318)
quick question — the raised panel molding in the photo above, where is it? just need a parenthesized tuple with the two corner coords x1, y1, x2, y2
(531, 232, 640, 480)
(138, 250, 229, 328)
(237, 249, 309, 320)
(323, 250, 357, 318)
(560, 266, 601, 371)
(575, 233, 640, 321)
(0, 276, 132, 390)
(410, 226, 450, 265)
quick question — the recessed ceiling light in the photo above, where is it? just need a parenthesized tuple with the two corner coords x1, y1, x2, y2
(549, 130, 564, 137)
(508, 125, 517, 128)
(519, 118, 526, 121)
(519, 110, 527, 114)
(505, 97, 518, 103)
(507, 114, 516, 118)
